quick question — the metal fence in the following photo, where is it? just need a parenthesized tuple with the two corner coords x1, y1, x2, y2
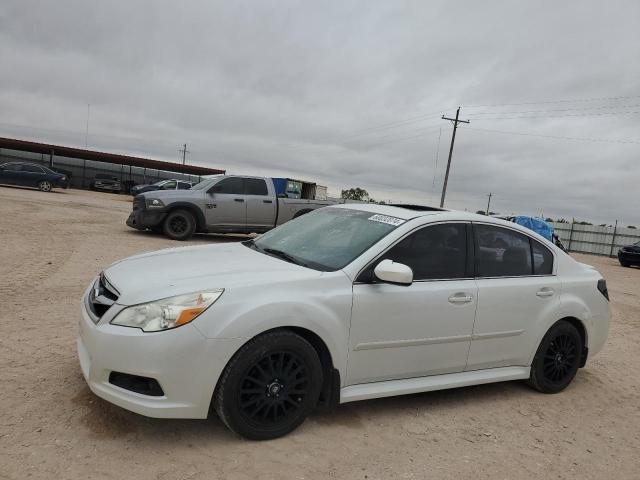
(550, 221, 640, 257)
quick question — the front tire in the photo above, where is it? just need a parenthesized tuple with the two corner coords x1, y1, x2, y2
(619, 260, 630, 267)
(528, 320, 583, 393)
(38, 180, 52, 192)
(162, 209, 196, 240)
(214, 331, 323, 440)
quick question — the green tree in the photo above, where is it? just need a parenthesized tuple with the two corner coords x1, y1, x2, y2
(341, 187, 369, 201)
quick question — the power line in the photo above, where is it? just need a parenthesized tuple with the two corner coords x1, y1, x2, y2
(464, 110, 640, 121)
(467, 103, 640, 117)
(430, 127, 442, 204)
(459, 125, 640, 144)
(464, 94, 640, 108)
(336, 106, 452, 141)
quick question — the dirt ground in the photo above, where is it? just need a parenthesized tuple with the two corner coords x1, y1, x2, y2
(1, 186, 638, 480)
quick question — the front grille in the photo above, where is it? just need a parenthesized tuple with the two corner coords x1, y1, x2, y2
(87, 273, 120, 322)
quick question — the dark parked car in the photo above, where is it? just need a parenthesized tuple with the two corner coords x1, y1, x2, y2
(130, 179, 193, 196)
(0, 162, 69, 192)
(90, 173, 122, 192)
(618, 241, 640, 267)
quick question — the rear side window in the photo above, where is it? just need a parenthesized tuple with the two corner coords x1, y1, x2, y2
(21, 164, 44, 173)
(211, 177, 244, 194)
(381, 223, 468, 280)
(245, 178, 268, 195)
(532, 238, 553, 275)
(475, 224, 532, 277)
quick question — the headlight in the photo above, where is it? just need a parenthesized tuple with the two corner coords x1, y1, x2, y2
(146, 198, 165, 208)
(111, 290, 224, 332)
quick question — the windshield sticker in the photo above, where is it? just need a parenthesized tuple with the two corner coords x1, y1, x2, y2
(368, 214, 405, 226)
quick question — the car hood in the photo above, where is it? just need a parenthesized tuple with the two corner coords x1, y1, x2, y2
(103, 242, 320, 305)
(138, 189, 193, 199)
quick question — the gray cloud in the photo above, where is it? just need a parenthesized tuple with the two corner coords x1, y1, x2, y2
(1, 0, 639, 225)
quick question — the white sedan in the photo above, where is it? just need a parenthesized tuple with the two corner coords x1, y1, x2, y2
(78, 204, 610, 439)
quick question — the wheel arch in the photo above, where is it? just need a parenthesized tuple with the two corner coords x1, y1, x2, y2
(213, 326, 341, 412)
(531, 316, 589, 368)
(165, 202, 206, 231)
(558, 316, 588, 367)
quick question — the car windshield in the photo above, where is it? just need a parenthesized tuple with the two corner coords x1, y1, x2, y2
(249, 207, 404, 271)
(190, 176, 223, 191)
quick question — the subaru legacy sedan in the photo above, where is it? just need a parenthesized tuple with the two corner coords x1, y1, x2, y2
(78, 204, 609, 439)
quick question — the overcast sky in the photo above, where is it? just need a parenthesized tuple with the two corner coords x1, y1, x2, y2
(1, 1, 639, 224)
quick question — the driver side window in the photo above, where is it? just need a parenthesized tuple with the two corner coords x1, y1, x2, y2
(211, 177, 244, 194)
(359, 223, 469, 282)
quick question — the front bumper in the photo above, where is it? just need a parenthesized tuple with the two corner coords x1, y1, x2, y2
(78, 288, 244, 419)
(126, 209, 166, 230)
(618, 250, 640, 265)
(94, 183, 122, 191)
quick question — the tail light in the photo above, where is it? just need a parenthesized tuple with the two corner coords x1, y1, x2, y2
(597, 279, 609, 301)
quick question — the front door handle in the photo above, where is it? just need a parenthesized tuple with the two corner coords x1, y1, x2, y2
(536, 288, 555, 298)
(263, 200, 273, 204)
(448, 293, 473, 304)
(234, 198, 245, 203)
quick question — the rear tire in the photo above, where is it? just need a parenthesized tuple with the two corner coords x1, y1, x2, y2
(527, 320, 583, 394)
(162, 209, 196, 240)
(38, 180, 52, 192)
(214, 331, 323, 440)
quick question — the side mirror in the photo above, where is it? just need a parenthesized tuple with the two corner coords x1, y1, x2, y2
(373, 259, 413, 286)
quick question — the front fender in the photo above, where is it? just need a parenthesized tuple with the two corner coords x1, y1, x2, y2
(191, 274, 353, 384)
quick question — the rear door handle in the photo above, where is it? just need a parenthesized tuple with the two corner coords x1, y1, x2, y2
(536, 288, 555, 298)
(234, 198, 245, 203)
(448, 293, 474, 304)
(263, 200, 273, 204)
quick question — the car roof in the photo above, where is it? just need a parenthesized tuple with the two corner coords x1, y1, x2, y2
(332, 203, 543, 232)
(331, 202, 449, 220)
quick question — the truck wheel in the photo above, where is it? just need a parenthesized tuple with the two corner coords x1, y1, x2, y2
(162, 209, 196, 240)
(214, 330, 323, 440)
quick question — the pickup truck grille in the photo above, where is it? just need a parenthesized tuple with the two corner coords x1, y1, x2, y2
(86, 273, 120, 323)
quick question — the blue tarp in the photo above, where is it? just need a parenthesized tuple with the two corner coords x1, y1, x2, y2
(513, 216, 554, 241)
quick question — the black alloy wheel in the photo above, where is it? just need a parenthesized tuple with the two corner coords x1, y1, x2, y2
(162, 209, 195, 240)
(528, 320, 583, 393)
(238, 350, 309, 426)
(214, 331, 323, 440)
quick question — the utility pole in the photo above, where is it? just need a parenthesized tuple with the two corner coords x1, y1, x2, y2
(84, 104, 90, 148)
(439, 107, 469, 208)
(486, 192, 493, 215)
(179, 143, 190, 165)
